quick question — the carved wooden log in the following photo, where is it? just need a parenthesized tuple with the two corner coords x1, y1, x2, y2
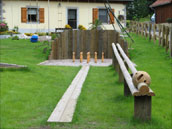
(80, 52, 83, 63)
(95, 52, 97, 63)
(72, 52, 75, 62)
(102, 52, 104, 62)
(137, 83, 149, 95)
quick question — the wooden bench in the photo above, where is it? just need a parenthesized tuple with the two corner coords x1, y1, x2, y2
(112, 43, 155, 121)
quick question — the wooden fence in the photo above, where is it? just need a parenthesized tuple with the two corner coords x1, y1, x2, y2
(129, 21, 172, 57)
(112, 43, 155, 120)
(49, 30, 128, 60)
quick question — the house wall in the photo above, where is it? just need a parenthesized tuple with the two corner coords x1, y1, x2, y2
(3, 0, 126, 32)
(155, 4, 172, 23)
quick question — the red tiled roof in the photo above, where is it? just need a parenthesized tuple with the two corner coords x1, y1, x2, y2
(150, 0, 172, 8)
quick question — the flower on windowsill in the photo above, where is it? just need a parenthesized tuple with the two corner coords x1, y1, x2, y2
(65, 24, 72, 29)
(78, 25, 87, 30)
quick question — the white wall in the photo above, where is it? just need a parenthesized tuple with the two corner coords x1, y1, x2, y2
(3, 0, 126, 33)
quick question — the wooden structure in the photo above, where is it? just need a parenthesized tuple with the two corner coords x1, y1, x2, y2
(129, 21, 172, 57)
(112, 43, 155, 120)
(49, 30, 128, 60)
(150, 0, 172, 23)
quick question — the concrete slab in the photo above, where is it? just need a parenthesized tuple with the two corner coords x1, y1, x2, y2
(39, 59, 112, 67)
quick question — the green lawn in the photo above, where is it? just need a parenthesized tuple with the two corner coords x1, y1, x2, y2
(0, 35, 171, 129)
(0, 39, 80, 128)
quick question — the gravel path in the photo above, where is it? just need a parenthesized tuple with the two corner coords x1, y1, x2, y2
(39, 59, 112, 67)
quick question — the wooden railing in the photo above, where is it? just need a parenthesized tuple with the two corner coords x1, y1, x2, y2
(112, 42, 155, 120)
(129, 21, 172, 57)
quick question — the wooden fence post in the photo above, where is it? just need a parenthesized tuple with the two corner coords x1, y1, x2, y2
(170, 24, 172, 57)
(165, 26, 169, 52)
(149, 23, 152, 41)
(134, 96, 152, 120)
(153, 24, 156, 44)
(159, 25, 162, 45)
(162, 25, 166, 47)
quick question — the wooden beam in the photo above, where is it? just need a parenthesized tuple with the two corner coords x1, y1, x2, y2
(134, 96, 151, 121)
(112, 43, 139, 96)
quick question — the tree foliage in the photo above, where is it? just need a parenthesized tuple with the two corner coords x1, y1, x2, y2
(127, 0, 156, 21)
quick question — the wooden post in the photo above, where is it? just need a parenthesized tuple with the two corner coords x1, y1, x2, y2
(102, 52, 104, 62)
(95, 52, 97, 63)
(145, 23, 148, 38)
(153, 24, 156, 44)
(80, 52, 83, 63)
(141, 23, 144, 36)
(170, 24, 172, 57)
(149, 23, 152, 41)
(134, 96, 152, 121)
(72, 52, 75, 62)
(159, 25, 162, 45)
(87, 52, 90, 63)
(162, 25, 166, 47)
(165, 26, 169, 52)
(124, 78, 131, 96)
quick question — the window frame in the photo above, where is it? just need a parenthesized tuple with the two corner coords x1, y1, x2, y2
(98, 8, 109, 24)
(26, 6, 39, 24)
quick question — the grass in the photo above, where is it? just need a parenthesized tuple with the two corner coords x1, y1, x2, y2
(0, 39, 80, 128)
(0, 35, 171, 129)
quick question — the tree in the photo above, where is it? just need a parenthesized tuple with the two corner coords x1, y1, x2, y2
(127, 0, 156, 21)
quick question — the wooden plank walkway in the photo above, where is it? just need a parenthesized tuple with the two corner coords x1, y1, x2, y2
(47, 65, 90, 122)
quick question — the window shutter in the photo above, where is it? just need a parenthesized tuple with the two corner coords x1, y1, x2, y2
(21, 8, 27, 23)
(39, 8, 44, 23)
(110, 9, 115, 24)
(93, 8, 98, 24)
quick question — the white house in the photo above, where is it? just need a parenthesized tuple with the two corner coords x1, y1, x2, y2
(1, 0, 133, 33)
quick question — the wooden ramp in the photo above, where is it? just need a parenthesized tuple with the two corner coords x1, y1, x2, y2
(47, 65, 90, 122)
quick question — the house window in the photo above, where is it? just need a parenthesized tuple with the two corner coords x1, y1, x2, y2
(27, 8, 38, 22)
(99, 9, 108, 24)
(68, 9, 77, 29)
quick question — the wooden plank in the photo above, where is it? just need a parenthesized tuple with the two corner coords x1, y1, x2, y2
(86, 30, 91, 57)
(103, 30, 108, 58)
(82, 30, 87, 59)
(98, 30, 103, 59)
(68, 30, 73, 59)
(64, 30, 69, 59)
(76, 30, 81, 59)
(47, 65, 90, 122)
(58, 33, 62, 59)
(107, 30, 114, 58)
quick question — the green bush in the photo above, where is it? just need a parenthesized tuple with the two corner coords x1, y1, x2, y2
(51, 33, 58, 40)
(12, 36, 19, 40)
(166, 18, 172, 23)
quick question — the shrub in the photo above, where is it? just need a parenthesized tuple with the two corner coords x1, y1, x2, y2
(35, 32, 46, 36)
(0, 21, 8, 32)
(78, 25, 87, 30)
(24, 33, 34, 36)
(51, 33, 58, 40)
(12, 36, 19, 40)
(166, 18, 172, 23)
(65, 24, 72, 29)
